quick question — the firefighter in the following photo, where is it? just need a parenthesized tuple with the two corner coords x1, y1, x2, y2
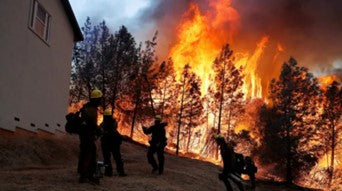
(78, 89, 102, 184)
(142, 115, 167, 175)
(215, 134, 245, 191)
(235, 153, 245, 177)
(100, 109, 126, 177)
(244, 156, 257, 189)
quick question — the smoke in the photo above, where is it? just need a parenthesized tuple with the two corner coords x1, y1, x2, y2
(139, 0, 191, 60)
(233, 0, 342, 70)
(140, 0, 342, 75)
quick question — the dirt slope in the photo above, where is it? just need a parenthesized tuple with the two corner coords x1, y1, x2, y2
(0, 135, 316, 191)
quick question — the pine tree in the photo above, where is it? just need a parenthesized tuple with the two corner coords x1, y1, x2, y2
(175, 64, 203, 155)
(70, 17, 99, 101)
(107, 26, 138, 113)
(213, 44, 244, 137)
(130, 32, 158, 138)
(183, 74, 203, 153)
(268, 57, 320, 183)
(213, 44, 244, 159)
(96, 20, 111, 110)
(320, 81, 342, 186)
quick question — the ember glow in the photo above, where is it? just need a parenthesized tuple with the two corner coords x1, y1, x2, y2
(318, 75, 340, 90)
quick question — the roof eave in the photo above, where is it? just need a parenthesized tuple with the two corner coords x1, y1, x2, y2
(60, 0, 83, 42)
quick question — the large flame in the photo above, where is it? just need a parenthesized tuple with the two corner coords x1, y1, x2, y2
(170, 1, 239, 94)
(169, 0, 267, 99)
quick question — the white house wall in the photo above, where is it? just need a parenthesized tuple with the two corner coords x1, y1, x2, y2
(0, 0, 75, 132)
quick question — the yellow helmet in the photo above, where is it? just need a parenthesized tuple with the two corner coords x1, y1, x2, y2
(155, 115, 162, 121)
(90, 89, 103, 99)
(103, 109, 112, 116)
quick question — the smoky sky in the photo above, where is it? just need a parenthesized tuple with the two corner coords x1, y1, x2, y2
(233, 0, 342, 71)
(139, 0, 342, 77)
(69, 0, 342, 78)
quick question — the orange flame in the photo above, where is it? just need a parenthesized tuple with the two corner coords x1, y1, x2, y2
(170, 1, 239, 94)
(169, 1, 268, 99)
(317, 75, 340, 90)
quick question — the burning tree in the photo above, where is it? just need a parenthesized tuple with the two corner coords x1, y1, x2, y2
(129, 32, 158, 138)
(150, 59, 179, 121)
(213, 44, 244, 137)
(176, 64, 203, 155)
(212, 44, 244, 158)
(264, 58, 320, 183)
(149, 59, 180, 146)
(200, 86, 219, 158)
(320, 81, 342, 186)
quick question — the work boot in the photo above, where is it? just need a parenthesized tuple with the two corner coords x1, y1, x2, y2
(152, 167, 158, 174)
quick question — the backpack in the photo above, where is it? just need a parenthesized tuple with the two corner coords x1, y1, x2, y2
(65, 111, 83, 134)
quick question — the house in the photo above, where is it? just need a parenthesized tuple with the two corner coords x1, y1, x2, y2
(0, 0, 83, 133)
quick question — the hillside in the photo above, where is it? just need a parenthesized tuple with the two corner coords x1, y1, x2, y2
(0, 134, 318, 191)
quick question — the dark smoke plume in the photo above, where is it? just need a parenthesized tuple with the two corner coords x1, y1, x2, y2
(140, 0, 342, 77)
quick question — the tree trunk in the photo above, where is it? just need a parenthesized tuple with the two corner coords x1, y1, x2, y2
(213, 111, 218, 159)
(329, 123, 336, 187)
(286, 123, 293, 184)
(144, 75, 155, 116)
(130, 86, 141, 138)
(87, 82, 92, 100)
(227, 108, 232, 139)
(186, 101, 193, 153)
(101, 67, 106, 110)
(217, 61, 226, 134)
(161, 79, 167, 118)
(111, 91, 116, 114)
(216, 62, 226, 160)
(176, 77, 186, 156)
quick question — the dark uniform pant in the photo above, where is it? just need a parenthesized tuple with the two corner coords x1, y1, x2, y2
(147, 144, 165, 173)
(78, 138, 97, 178)
(248, 173, 256, 189)
(101, 142, 124, 175)
(220, 173, 245, 191)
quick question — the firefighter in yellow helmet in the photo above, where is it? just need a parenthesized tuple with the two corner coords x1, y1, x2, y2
(214, 134, 245, 191)
(100, 109, 126, 177)
(78, 89, 103, 184)
(143, 115, 167, 175)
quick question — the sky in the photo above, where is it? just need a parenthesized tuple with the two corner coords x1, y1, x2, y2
(69, 0, 154, 42)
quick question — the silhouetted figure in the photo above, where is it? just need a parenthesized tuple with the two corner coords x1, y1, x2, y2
(244, 156, 257, 189)
(143, 115, 167, 175)
(100, 109, 126, 177)
(78, 89, 102, 185)
(235, 153, 245, 177)
(215, 134, 245, 191)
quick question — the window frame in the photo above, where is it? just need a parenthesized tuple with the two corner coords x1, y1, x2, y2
(28, 0, 51, 45)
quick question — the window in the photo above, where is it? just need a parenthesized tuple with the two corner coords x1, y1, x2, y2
(30, 0, 50, 42)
